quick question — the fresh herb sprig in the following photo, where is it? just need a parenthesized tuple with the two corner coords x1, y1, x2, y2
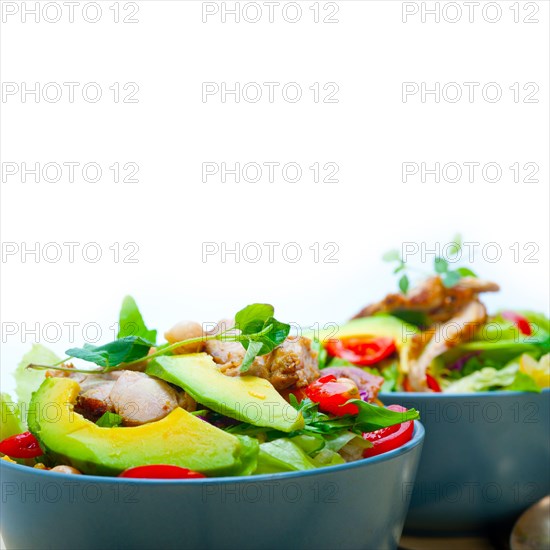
(225, 396, 419, 439)
(28, 302, 290, 375)
(288, 396, 419, 435)
(383, 234, 477, 294)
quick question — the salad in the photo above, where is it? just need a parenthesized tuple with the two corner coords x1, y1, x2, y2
(0, 300, 419, 478)
(317, 245, 549, 393)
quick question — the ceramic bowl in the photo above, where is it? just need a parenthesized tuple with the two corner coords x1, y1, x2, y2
(380, 390, 549, 534)
(0, 423, 424, 550)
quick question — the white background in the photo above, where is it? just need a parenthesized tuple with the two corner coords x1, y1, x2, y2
(1, 0, 549, 396)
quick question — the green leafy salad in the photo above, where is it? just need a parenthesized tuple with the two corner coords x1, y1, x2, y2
(0, 299, 419, 478)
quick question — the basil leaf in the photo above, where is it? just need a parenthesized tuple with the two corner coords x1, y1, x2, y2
(118, 296, 157, 343)
(235, 304, 274, 334)
(96, 412, 123, 428)
(240, 341, 264, 372)
(66, 336, 153, 369)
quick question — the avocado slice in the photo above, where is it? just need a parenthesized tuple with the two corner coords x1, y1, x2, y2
(146, 354, 304, 433)
(28, 377, 258, 477)
(308, 314, 418, 373)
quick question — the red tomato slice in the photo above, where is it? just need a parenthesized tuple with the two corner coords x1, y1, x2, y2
(119, 465, 206, 479)
(362, 405, 414, 457)
(325, 336, 396, 366)
(305, 374, 360, 416)
(501, 311, 532, 336)
(426, 373, 442, 392)
(0, 431, 43, 459)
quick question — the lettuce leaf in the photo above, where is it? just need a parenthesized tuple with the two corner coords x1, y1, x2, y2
(14, 344, 60, 424)
(443, 361, 542, 393)
(503, 371, 540, 393)
(1, 393, 22, 440)
(255, 439, 316, 473)
(445, 364, 516, 393)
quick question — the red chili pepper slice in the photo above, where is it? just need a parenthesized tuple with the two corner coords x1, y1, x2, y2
(119, 465, 206, 479)
(325, 336, 396, 366)
(305, 374, 360, 416)
(362, 405, 414, 457)
(426, 373, 442, 392)
(501, 311, 532, 336)
(0, 431, 43, 459)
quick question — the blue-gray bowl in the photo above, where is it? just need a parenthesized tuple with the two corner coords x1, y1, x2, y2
(380, 390, 549, 534)
(0, 423, 424, 550)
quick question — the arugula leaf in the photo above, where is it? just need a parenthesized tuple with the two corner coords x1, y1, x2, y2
(349, 400, 419, 432)
(96, 412, 123, 427)
(290, 397, 419, 436)
(66, 336, 153, 369)
(235, 304, 274, 334)
(118, 296, 157, 343)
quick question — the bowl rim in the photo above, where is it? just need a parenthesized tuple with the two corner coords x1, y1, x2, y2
(380, 388, 550, 399)
(0, 422, 424, 485)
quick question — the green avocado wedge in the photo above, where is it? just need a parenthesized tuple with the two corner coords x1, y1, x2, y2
(28, 377, 258, 477)
(146, 354, 304, 433)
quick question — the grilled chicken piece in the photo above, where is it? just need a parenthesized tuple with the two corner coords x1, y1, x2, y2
(205, 336, 320, 391)
(354, 276, 499, 325)
(408, 301, 487, 391)
(51, 369, 183, 426)
(320, 366, 384, 402)
(108, 371, 180, 426)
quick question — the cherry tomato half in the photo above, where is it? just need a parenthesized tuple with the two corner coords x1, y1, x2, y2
(362, 405, 414, 457)
(0, 431, 43, 459)
(426, 373, 442, 392)
(501, 311, 532, 336)
(325, 336, 396, 366)
(305, 374, 360, 416)
(119, 465, 206, 479)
